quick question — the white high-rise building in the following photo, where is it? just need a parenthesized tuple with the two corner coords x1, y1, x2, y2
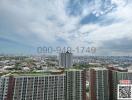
(59, 51, 73, 68)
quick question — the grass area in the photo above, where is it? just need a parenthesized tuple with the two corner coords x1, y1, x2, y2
(10, 71, 51, 76)
(0, 68, 86, 77)
(73, 64, 103, 69)
(0, 71, 52, 77)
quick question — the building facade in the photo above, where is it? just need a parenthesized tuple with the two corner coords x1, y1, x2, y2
(0, 69, 86, 100)
(89, 68, 109, 100)
(65, 69, 86, 100)
(108, 67, 132, 100)
(0, 74, 65, 100)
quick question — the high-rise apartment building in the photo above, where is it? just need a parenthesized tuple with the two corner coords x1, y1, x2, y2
(108, 67, 132, 100)
(89, 68, 109, 100)
(0, 69, 86, 100)
(65, 69, 86, 100)
(0, 72, 65, 100)
(59, 51, 73, 68)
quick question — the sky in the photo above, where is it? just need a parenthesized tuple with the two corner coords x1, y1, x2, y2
(0, 0, 132, 56)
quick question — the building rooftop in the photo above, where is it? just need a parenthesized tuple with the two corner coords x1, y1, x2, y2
(65, 68, 83, 71)
(0, 68, 83, 77)
(0, 70, 64, 77)
(90, 67, 108, 71)
(2, 72, 66, 77)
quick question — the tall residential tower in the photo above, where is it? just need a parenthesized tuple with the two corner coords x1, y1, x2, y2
(89, 68, 109, 100)
(59, 51, 73, 68)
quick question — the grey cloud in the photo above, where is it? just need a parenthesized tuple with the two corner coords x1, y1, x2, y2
(101, 38, 132, 52)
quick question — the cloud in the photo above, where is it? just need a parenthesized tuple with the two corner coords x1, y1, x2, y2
(0, 0, 132, 55)
(72, 0, 132, 55)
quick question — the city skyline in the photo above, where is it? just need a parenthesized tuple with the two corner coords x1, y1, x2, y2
(0, 0, 132, 56)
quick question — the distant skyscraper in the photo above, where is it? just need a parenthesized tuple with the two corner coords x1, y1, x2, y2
(89, 68, 109, 100)
(59, 51, 73, 68)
